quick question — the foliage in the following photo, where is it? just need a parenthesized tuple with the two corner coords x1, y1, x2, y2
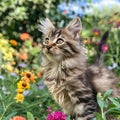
(0, 0, 70, 41)
(93, 90, 120, 120)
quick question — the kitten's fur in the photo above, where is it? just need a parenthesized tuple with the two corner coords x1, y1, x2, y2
(39, 18, 120, 120)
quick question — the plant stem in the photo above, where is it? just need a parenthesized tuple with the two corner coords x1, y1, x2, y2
(0, 102, 14, 120)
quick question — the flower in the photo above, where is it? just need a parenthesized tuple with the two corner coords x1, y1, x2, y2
(93, 29, 101, 36)
(46, 107, 52, 113)
(10, 72, 18, 77)
(9, 116, 26, 120)
(17, 88, 25, 93)
(37, 69, 44, 78)
(17, 80, 30, 89)
(108, 62, 118, 70)
(19, 53, 28, 60)
(101, 44, 109, 53)
(9, 40, 18, 46)
(23, 90, 30, 96)
(83, 38, 93, 45)
(18, 63, 27, 68)
(21, 71, 37, 83)
(20, 33, 31, 41)
(63, 10, 68, 15)
(37, 84, 46, 90)
(14, 93, 24, 103)
(46, 111, 67, 120)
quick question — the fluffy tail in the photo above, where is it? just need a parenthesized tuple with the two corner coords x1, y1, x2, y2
(96, 31, 109, 66)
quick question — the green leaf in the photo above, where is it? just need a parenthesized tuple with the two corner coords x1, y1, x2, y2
(4, 112, 17, 120)
(66, 115, 70, 120)
(97, 94, 104, 109)
(27, 112, 34, 120)
(103, 89, 113, 100)
(105, 107, 120, 115)
(109, 97, 120, 107)
(95, 112, 104, 120)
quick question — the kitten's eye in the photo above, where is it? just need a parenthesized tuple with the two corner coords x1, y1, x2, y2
(44, 38, 49, 44)
(56, 38, 64, 44)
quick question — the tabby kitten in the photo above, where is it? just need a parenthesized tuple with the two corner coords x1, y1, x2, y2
(39, 17, 120, 120)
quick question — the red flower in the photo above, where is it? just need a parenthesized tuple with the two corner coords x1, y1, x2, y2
(101, 44, 109, 53)
(20, 33, 31, 41)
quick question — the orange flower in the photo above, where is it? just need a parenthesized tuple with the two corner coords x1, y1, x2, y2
(19, 53, 28, 60)
(9, 116, 26, 120)
(20, 33, 31, 41)
(37, 69, 44, 78)
(9, 40, 18, 46)
(21, 71, 37, 83)
(93, 29, 101, 36)
(21, 77, 30, 83)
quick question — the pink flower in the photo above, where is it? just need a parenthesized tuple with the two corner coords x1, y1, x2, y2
(101, 44, 109, 53)
(46, 111, 67, 120)
(46, 107, 52, 113)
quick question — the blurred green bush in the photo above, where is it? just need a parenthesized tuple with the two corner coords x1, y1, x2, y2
(0, 0, 70, 41)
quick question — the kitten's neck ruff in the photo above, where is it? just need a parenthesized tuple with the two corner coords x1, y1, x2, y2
(42, 47, 87, 82)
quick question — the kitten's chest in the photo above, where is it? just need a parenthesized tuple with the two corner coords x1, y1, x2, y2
(43, 65, 73, 113)
(44, 64, 67, 99)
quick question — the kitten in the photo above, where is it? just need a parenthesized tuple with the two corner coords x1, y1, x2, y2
(39, 17, 120, 120)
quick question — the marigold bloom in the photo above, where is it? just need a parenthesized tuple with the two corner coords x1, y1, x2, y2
(19, 53, 28, 60)
(21, 71, 37, 83)
(20, 33, 31, 41)
(17, 80, 30, 89)
(14, 93, 24, 103)
(46, 111, 67, 120)
(9, 116, 26, 120)
(9, 40, 18, 46)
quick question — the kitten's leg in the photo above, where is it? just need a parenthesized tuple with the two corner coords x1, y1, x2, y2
(70, 115, 75, 120)
(74, 100, 97, 120)
(67, 87, 97, 120)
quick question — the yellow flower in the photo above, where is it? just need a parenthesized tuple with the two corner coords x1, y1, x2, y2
(0, 39, 8, 47)
(14, 93, 24, 103)
(17, 81, 30, 89)
(21, 71, 37, 83)
(9, 40, 18, 46)
(2, 63, 14, 72)
(17, 88, 24, 93)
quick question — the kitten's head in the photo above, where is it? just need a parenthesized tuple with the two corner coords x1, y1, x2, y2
(39, 17, 82, 62)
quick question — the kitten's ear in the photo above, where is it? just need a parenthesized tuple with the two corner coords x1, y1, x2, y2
(65, 17, 82, 37)
(39, 18, 55, 35)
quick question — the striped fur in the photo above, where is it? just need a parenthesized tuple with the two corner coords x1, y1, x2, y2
(39, 17, 120, 120)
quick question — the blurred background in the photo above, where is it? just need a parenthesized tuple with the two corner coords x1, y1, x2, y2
(0, 0, 120, 119)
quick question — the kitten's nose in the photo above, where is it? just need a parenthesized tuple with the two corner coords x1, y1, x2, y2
(46, 42, 55, 50)
(46, 45, 52, 50)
